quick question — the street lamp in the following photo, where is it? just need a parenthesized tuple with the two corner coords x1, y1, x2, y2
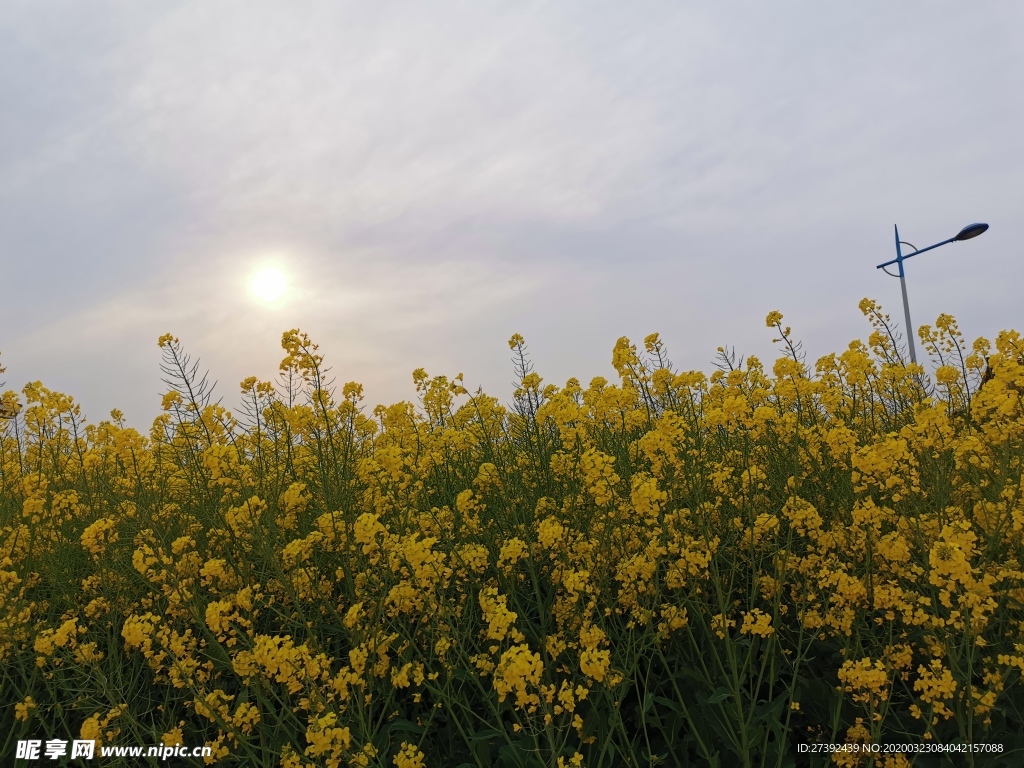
(876, 222, 989, 364)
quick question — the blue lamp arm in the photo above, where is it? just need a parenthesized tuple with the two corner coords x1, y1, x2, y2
(876, 237, 956, 270)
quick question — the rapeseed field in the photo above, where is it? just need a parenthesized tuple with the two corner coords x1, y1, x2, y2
(2, 300, 1023, 767)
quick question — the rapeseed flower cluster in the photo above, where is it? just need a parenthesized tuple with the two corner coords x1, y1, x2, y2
(2, 301, 1024, 766)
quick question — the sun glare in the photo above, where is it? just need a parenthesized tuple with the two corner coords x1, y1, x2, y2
(250, 266, 288, 303)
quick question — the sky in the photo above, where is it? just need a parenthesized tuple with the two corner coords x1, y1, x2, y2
(2, 2, 1022, 429)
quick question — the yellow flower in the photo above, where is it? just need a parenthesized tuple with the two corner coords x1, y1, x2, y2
(580, 647, 611, 682)
(394, 742, 426, 768)
(497, 538, 529, 572)
(838, 657, 890, 704)
(121, 613, 157, 650)
(304, 711, 352, 762)
(479, 586, 518, 642)
(913, 659, 958, 720)
(493, 644, 543, 709)
(739, 609, 774, 638)
(80, 714, 103, 744)
(15, 696, 36, 722)
(711, 613, 736, 640)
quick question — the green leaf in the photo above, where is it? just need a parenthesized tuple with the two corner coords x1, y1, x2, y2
(385, 719, 424, 737)
(707, 688, 732, 705)
(653, 695, 683, 713)
(496, 741, 535, 768)
(468, 727, 503, 743)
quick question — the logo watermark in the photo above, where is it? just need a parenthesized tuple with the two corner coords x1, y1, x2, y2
(16, 740, 213, 762)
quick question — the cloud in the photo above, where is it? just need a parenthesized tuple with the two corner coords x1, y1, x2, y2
(110, 2, 678, 238)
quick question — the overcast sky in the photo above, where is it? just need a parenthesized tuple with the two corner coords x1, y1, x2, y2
(2, 2, 1022, 429)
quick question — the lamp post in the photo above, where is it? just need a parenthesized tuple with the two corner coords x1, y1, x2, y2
(876, 222, 988, 364)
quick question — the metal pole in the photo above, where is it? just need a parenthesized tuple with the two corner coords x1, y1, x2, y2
(894, 225, 917, 364)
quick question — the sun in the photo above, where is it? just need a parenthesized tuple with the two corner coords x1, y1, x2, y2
(250, 266, 288, 303)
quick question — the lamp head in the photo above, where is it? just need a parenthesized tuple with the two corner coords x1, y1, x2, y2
(954, 223, 989, 241)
